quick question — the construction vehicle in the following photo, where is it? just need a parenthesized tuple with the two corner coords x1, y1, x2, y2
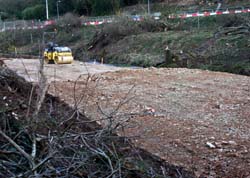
(43, 42, 74, 64)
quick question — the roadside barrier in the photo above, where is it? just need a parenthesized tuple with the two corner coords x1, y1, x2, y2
(169, 7, 250, 19)
(1, 6, 249, 32)
(82, 15, 145, 26)
(0, 15, 145, 32)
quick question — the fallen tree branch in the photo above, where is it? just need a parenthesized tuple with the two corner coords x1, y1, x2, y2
(0, 129, 35, 169)
(32, 152, 56, 172)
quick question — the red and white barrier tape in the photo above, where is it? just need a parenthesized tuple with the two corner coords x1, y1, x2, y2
(169, 8, 250, 19)
(4, 7, 249, 31)
(83, 19, 113, 26)
(82, 16, 144, 26)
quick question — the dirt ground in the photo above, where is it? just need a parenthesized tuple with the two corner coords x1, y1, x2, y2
(3, 58, 129, 82)
(3, 58, 250, 177)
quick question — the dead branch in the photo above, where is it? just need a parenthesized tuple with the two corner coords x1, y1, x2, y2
(81, 136, 115, 177)
(33, 57, 48, 119)
(26, 85, 35, 118)
(0, 129, 35, 169)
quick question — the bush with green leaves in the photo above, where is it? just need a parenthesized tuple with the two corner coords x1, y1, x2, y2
(22, 4, 45, 20)
(91, 0, 120, 16)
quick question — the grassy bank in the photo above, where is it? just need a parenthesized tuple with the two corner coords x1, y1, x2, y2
(0, 13, 249, 76)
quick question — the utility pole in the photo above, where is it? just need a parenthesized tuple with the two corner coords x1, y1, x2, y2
(57, 0, 61, 20)
(0, 13, 2, 32)
(147, 0, 151, 15)
(0, 12, 4, 22)
(45, 0, 49, 20)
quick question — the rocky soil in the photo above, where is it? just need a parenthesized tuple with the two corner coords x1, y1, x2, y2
(4, 58, 250, 177)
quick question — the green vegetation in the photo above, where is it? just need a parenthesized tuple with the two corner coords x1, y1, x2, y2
(102, 30, 213, 67)
(0, 0, 144, 20)
(85, 13, 250, 75)
(22, 4, 46, 20)
(0, 1, 249, 76)
(0, 12, 249, 76)
(91, 0, 120, 15)
(0, 0, 248, 20)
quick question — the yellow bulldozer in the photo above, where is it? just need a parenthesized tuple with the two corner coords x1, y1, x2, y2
(43, 42, 74, 64)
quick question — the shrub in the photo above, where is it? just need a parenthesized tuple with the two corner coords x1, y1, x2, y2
(57, 13, 81, 29)
(91, 0, 120, 16)
(88, 17, 167, 52)
(22, 4, 45, 20)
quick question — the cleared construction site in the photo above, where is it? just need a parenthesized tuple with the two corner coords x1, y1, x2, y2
(2, 57, 250, 177)
(1, 0, 250, 177)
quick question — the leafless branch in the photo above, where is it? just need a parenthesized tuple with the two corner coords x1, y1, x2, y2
(0, 129, 35, 169)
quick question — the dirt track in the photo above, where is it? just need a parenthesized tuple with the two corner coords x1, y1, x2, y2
(3, 58, 129, 82)
(4, 58, 250, 177)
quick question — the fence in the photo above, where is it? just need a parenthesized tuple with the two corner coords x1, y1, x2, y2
(0, 20, 45, 32)
(169, 6, 250, 19)
(1, 5, 249, 32)
(0, 14, 157, 32)
(81, 15, 117, 26)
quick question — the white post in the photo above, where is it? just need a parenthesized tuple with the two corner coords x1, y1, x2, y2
(46, 0, 49, 20)
(198, 15, 200, 30)
(57, 2, 59, 20)
(147, 0, 150, 15)
(57, 1, 61, 20)
(216, 3, 222, 12)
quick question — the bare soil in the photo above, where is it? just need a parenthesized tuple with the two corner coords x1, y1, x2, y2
(3, 58, 129, 82)
(0, 66, 194, 177)
(4, 58, 250, 177)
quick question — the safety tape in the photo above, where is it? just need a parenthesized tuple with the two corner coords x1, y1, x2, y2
(2, 7, 249, 30)
(83, 19, 113, 26)
(82, 16, 144, 26)
(168, 8, 250, 19)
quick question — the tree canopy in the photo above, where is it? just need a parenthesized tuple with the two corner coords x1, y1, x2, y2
(0, 0, 143, 20)
(22, 4, 45, 20)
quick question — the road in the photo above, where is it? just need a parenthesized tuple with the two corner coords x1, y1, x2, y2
(3, 57, 250, 177)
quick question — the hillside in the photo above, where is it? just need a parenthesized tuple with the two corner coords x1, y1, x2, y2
(87, 12, 250, 75)
(1, 0, 250, 75)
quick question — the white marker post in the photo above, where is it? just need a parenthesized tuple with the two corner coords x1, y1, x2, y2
(45, 0, 49, 20)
